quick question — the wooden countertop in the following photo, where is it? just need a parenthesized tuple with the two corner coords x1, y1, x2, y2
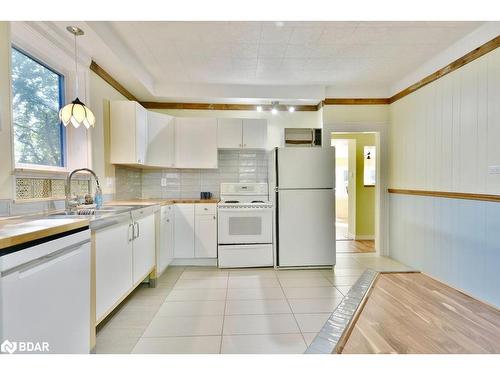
(107, 198, 219, 206)
(0, 217, 90, 251)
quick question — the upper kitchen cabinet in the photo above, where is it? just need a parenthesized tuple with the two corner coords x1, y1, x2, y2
(217, 118, 267, 149)
(110, 101, 148, 165)
(147, 111, 175, 168)
(217, 118, 243, 148)
(175, 117, 218, 169)
(242, 119, 267, 149)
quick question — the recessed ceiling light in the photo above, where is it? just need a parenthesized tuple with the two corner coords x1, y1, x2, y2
(275, 21, 284, 28)
(256, 106, 262, 112)
(288, 106, 295, 113)
(271, 107, 278, 115)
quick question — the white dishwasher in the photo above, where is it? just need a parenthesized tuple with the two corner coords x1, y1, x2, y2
(0, 228, 91, 354)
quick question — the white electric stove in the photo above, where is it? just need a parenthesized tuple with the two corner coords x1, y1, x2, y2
(217, 183, 274, 268)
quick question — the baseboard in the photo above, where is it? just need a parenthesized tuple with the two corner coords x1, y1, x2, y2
(355, 235, 375, 240)
(170, 258, 218, 266)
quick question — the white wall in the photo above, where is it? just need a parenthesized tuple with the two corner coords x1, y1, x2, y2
(323, 105, 390, 124)
(89, 71, 127, 195)
(389, 47, 500, 194)
(0, 22, 13, 199)
(388, 46, 500, 307)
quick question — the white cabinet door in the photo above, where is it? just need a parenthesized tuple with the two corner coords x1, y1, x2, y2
(110, 101, 148, 165)
(175, 117, 218, 168)
(147, 111, 175, 167)
(217, 118, 243, 148)
(158, 205, 174, 274)
(135, 104, 148, 164)
(174, 204, 195, 258)
(195, 213, 217, 258)
(242, 119, 267, 149)
(95, 222, 133, 322)
(132, 214, 156, 284)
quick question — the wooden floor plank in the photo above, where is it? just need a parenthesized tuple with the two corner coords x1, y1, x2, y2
(341, 273, 500, 354)
(336, 240, 375, 253)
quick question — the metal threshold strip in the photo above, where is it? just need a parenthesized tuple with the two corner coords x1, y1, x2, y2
(305, 268, 419, 354)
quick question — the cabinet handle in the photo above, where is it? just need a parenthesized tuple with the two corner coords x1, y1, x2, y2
(166, 219, 170, 222)
(128, 223, 134, 242)
(135, 222, 140, 238)
(239, 144, 242, 147)
(213, 215, 216, 220)
(204, 207, 208, 211)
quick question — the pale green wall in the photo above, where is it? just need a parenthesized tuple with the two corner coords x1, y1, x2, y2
(332, 132, 376, 237)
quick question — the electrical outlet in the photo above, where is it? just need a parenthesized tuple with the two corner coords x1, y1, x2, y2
(161, 178, 167, 187)
(488, 166, 500, 174)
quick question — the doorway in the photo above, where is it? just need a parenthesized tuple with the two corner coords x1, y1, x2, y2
(332, 132, 376, 254)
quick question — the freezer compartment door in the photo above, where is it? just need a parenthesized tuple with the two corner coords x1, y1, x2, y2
(277, 147, 335, 189)
(277, 189, 335, 267)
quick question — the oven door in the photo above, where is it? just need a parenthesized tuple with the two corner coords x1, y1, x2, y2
(218, 207, 273, 245)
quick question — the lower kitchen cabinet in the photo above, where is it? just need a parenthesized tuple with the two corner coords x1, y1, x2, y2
(95, 219, 133, 322)
(195, 213, 217, 258)
(131, 212, 156, 284)
(174, 204, 195, 258)
(174, 203, 217, 260)
(158, 204, 174, 275)
(94, 210, 155, 323)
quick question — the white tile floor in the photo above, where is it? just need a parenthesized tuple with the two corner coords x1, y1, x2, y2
(95, 253, 412, 354)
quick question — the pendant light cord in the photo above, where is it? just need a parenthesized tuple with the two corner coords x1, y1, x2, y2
(74, 32, 79, 97)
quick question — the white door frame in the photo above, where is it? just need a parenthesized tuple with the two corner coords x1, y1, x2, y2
(323, 122, 389, 256)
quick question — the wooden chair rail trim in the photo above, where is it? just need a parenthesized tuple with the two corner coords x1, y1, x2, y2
(388, 188, 500, 203)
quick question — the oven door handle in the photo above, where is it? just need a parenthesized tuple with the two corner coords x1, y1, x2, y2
(218, 208, 273, 213)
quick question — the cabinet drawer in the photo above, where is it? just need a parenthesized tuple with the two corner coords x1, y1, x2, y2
(195, 204, 217, 215)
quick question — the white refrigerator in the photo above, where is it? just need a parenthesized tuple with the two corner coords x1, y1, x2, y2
(269, 147, 336, 268)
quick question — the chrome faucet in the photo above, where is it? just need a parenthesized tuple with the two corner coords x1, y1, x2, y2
(65, 168, 101, 214)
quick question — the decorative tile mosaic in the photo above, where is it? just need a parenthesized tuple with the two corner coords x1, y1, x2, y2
(15, 177, 90, 200)
(51, 179, 66, 198)
(16, 178, 32, 200)
(33, 179, 50, 199)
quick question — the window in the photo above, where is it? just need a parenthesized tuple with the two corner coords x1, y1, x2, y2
(363, 146, 376, 186)
(11, 47, 65, 168)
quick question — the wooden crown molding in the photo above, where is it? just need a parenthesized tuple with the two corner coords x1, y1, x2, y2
(141, 102, 318, 111)
(323, 98, 390, 105)
(90, 35, 500, 111)
(389, 35, 500, 103)
(388, 188, 500, 203)
(89, 61, 139, 102)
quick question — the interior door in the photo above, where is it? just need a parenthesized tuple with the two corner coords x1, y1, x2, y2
(347, 139, 357, 239)
(278, 147, 335, 189)
(278, 189, 335, 267)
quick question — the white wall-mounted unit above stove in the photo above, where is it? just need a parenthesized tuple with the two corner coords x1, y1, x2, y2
(217, 183, 273, 268)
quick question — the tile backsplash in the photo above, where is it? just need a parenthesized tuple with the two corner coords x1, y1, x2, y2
(115, 150, 268, 200)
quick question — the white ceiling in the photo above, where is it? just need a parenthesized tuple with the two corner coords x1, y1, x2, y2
(109, 21, 481, 87)
(53, 21, 485, 102)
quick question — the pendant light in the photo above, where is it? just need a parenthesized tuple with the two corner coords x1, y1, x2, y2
(59, 26, 95, 129)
